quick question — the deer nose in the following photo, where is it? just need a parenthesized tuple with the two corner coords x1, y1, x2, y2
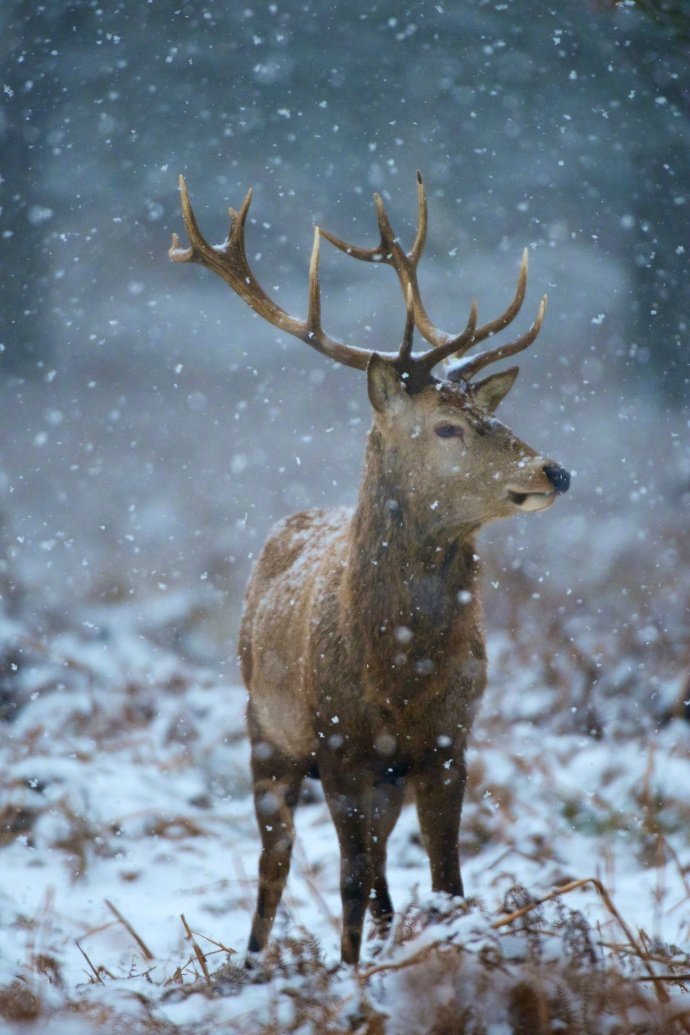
(543, 463, 570, 495)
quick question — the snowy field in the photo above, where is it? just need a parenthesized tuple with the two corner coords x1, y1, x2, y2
(4, 0, 690, 1028)
(2, 369, 690, 1034)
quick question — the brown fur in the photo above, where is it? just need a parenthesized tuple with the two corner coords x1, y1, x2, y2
(240, 370, 568, 964)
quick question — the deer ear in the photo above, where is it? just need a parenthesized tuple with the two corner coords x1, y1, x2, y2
(367, 354, 408, 415)
(471, 367, 519, 412)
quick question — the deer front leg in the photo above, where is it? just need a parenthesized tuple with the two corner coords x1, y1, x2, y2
(413, 755, 467, 898)
(247, 745, 305, 957)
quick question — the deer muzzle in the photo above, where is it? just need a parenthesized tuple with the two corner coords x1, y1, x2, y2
(543, 463, 571, 495)
(507, 462, 570, 512)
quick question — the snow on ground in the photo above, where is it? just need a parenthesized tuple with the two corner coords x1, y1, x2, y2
(1, 580, 689, 1032)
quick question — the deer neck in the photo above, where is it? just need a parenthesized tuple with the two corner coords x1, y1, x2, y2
(344, 429, 481, 657)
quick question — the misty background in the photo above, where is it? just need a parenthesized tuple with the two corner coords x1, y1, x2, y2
(1, 0, 689, 668)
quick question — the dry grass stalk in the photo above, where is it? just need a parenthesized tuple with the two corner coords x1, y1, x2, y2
(74, 939, 104, 985)
(164, 925, 236, 987)
(105, 899, 154, 961)
(601, 941, 689, 968)
(180, 914, 211, 984)
(186, 927, 236, 957)
(294, 839, 340, 934)
(26, 885, 56, 974)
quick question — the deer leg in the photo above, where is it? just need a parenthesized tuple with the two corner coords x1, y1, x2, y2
(368, 777, 405, 934)
(247, 746, 305, 956)
(320, 765, 377, 965)
(413, 756, 467, 897)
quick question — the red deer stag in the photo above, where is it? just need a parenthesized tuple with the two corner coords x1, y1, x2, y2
(170, 173, 570, 965)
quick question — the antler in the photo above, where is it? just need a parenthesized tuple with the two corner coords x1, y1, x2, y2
(456, 289, 547, 379)
(169, 175, 376, 371)
(169, 174, 545, 390)
(319, 171, 546, 377)
(169, 175, 472, 389)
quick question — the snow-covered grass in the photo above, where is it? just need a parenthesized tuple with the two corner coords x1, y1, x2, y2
(2, 524, 690, 1034)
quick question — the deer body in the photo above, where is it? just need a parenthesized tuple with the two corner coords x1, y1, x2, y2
(241, 483, 486, 780)
(171, 174, 570, 964)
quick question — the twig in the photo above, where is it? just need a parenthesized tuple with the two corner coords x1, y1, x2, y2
(181, 914, 211, 984)
(185, 927, 236, 956)
(74, 919, 119, 939)
(105, 899, 154, 961)
(485, 844, 545, 871)
(360, 939, 458, 979)
(75, 939, 104, 984)
(600, 941, 690, 969)
(635, 973, 690, 983)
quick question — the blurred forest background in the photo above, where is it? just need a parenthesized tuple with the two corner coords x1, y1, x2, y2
(1, 0, 689, 657)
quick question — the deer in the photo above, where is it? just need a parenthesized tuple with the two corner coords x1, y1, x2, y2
(169, 172, 570, 966)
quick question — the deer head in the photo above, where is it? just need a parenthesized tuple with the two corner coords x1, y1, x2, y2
(169, 172, 569, 533)
(365, 359, 568, 540)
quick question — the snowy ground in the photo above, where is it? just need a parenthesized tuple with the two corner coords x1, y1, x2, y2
(1, 370, 690, 1032)
(2, 573, 690, 1032)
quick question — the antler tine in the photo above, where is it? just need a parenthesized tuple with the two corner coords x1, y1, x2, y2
(454, 247, 529, 359)
(411, 235, 532, 359)
(459, 294, 547, 380)
(226, 186, 255, 265)
(170, 175, 212, 263)
(319, 192, 440, 345)
(317, 226, 385, 264)
(307, 226, 322, 335)
(414, 300, 479, 380)
(169, 175, 379, 372)
(408, 170, 428, 265)
(372, 192, 401, 257)
(317, 189, 405, 269)
(319, 177, 477, 352)
(397, 283, 416, 368)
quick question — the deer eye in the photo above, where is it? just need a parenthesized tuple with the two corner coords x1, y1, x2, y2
(435, 423, 464, 440)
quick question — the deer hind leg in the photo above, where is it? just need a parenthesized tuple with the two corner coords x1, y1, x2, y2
(368, 777, 405, 935)
(413, 756, 467, 898)
(321, 765, 405, 964)
(319, 764, 374, 965)
(247, 744, 305, 956)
